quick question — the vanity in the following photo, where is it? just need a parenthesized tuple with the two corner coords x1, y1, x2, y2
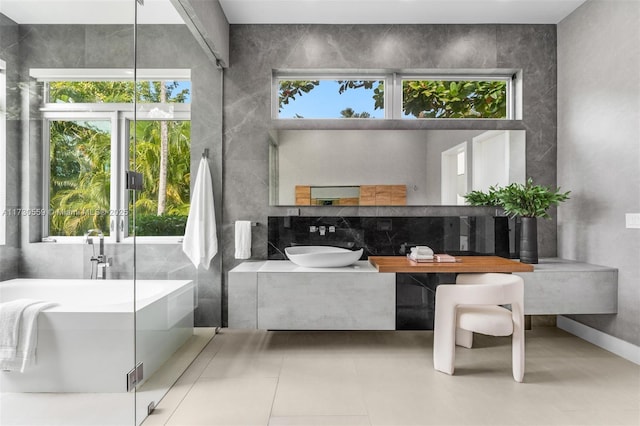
(228, 260, 396, 330)
(228, 257, 617, 330)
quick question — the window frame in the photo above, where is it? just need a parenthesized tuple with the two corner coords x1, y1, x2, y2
(398, 74, 515, 120)
(273, 70, 519, 120)
(37, 70, 192, 243)
(42, 111, 119, 244)
(121, 110, 191, 243)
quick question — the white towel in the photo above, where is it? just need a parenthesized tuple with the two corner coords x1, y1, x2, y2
(411, 246, 434, 258)
(235, 220, 252, 259)
(0, 299, 34, 359)
(183, 157, 218, 269)
(0, 299, 56, 372)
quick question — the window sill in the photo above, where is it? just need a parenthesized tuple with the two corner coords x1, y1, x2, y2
(39, 236, 183, 245)
(121, 237, 183, 245)
(271, 118, 525, 131)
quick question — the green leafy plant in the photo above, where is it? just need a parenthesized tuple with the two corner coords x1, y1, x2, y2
(463, 186, 501, 208)
(464, 178, 570, 219)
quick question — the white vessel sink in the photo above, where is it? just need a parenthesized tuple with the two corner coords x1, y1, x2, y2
(284, 246, 364, 268)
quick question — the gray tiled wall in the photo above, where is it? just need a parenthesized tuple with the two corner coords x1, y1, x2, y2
(223, 24, 558, 324)
(0, 14, 21, 281)
(10, 23, 223, 326)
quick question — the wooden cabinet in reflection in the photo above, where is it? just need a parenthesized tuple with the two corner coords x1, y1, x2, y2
(360, 185, 406, 206)
(295, 185, 406, 206)
(295, 185, 311, 205)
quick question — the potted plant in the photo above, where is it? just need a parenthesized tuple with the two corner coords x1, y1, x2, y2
(464, 178, 570, 264)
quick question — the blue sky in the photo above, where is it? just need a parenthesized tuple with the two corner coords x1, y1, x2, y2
(279, 80, 383, 119)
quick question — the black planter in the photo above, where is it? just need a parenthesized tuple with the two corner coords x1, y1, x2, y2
(519, 217, 538, 264)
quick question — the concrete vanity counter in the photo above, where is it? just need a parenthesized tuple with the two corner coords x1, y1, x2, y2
(515, 258, 617, 315)
(229, 258, 617, 330)
(229, 261, 395, 330)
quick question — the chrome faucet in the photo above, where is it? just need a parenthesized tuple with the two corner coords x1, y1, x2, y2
(85, 229, 110, 279)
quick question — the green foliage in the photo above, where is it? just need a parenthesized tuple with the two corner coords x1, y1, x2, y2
(402, 80, 507, 118)
(498, 178, 570, 218)
(129, 120, 192, 217)
(49, 81, 135, 103)
(278, 80, 319, 111)
(48, 81, 191, 237)
(340, 108, 371, 118)
(132, 214, 187, 236)
(49, 81, 189, 104)
(464, 186, 501, 207)
(49, 120, 112, 236)
(337, 80, 384, 111)
(464, 178, 570, 218)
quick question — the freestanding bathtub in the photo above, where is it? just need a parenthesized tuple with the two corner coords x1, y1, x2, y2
(0, 279, 194, 393)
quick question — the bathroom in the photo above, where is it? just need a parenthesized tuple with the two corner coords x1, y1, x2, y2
(1, 0, 639, 425)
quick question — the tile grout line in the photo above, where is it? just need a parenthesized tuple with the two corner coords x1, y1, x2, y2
(150, 333, 224, 425)
(266, 376, 281, 426)
(266, 332, 285, 426)
(351, 355, 374, 426)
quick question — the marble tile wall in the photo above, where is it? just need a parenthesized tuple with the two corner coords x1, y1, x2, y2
(267, 216, 516, 259)
(0, 14, 21, 281)
(10, 23, 223, 326)
(223, 24, 557, 324)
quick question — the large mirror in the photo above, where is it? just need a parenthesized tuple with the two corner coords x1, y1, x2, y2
(269, 129, 526, 206)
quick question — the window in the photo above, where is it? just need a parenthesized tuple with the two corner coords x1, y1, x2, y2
(128, 119, 191, 237)
(0, 60, 6, 245)
(401, 79, 508, 119)
(278, 78, 385, 119)
(38, 69, 191, 241)
(274, 71, 518, 120)
(48, 117, 113, 237)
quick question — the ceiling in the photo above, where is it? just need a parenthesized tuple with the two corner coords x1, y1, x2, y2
(219, 0, 587, 24)
(1, 0, 586, 25)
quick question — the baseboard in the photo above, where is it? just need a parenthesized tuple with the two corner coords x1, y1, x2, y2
(557, 316, 640, 365)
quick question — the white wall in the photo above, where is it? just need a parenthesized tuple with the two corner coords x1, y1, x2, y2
(276, 129, 498, 206)
(425, 130, 484, 204)
(557, 0, 640, 345)
(277, 130, 431, 205)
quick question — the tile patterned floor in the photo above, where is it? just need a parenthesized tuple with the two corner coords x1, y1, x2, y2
(143, 327, 640, 426)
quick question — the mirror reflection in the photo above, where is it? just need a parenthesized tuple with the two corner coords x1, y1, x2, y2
(269, 129, 526, 206)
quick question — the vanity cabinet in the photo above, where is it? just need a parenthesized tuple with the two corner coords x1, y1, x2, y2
(228, 258, 618, 330)
(229, 261, 396, 330)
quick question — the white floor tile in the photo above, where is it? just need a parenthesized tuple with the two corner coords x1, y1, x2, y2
(164, 377, 278, 426)
(272, 357, 368, 417)
(269, 415, 371, 425)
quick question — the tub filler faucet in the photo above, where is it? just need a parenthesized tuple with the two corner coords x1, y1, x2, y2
(85, 229, 110, 279)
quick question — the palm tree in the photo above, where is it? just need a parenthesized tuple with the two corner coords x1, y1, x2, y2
(130, 120, 191, 214)
(48, 80, 191, 236)
(49, 120, 111, 235)
(340, 108, 371, 118)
